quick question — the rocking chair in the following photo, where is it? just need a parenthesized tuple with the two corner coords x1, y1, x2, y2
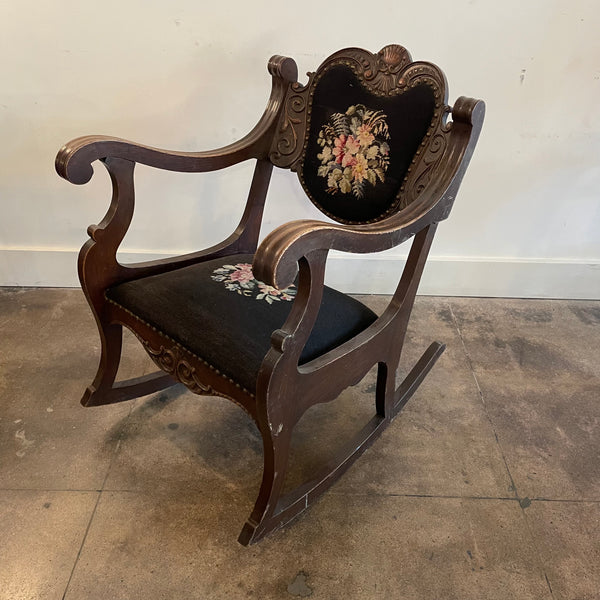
(56, 45, 484, 545)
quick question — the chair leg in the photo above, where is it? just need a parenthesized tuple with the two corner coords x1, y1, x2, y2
(81, 318, 179, 407)
(238, 424, 292, 546)
(81, 321, 123, 406)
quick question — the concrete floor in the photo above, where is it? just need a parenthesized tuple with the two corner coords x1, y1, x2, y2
(0, 288, 599, 600)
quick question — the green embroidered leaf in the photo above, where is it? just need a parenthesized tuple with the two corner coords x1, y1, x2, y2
(366, 145, 379, 159)
(352, 179, 365, 198)
(339, 177, 352, 194)
(327, 169, 342, 189)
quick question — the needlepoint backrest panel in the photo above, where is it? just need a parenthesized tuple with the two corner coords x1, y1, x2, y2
(269, 45, 449, 224)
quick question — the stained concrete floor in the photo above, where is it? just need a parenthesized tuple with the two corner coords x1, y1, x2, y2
(0, 288, 599, 600)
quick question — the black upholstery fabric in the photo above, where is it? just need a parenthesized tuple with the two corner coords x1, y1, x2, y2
(106, 254, 378, 394)
(301, 64, 436, 223)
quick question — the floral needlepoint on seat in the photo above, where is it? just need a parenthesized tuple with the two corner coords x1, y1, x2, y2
(316, 104, 390, 199)
(211, 263, 296, 303)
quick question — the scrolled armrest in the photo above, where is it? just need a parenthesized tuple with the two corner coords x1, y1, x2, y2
(55, 131, 267, 185)
(56, 54, 300, 185)
(253, 202, 441, 290)
(452, 96, 486, 128)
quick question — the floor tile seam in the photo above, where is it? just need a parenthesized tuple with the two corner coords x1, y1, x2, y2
(391, 494, 600, 504)
(0, 489, 533, 500)
(2, 486, 597, 504)
(0, 487, 103, 493)
(328, 490, 515, 499)
(527, 497, 600, 504)
(98, 397, 137, 492)
(60, 490, 102, 600)
(447, 300, 520, 500)
(518, 503, 556, 598)
(60, 400, 137, 599)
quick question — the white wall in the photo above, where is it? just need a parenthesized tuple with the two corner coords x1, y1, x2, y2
(1, 0, 599, 297)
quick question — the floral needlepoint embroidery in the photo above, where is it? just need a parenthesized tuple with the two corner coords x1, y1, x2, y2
(211, 263, 296, 303)
(317, 104, 390, 199)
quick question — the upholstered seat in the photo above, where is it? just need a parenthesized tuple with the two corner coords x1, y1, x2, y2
(106, 254, 377, 394)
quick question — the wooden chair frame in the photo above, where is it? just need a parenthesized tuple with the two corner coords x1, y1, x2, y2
(56, 46, 484, 545)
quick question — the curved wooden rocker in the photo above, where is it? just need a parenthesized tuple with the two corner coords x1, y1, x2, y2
(56, 45, 484, 545)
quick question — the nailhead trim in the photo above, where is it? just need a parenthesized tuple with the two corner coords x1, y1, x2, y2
(296, 58, 447, 225)
(105, 296, 256, 399)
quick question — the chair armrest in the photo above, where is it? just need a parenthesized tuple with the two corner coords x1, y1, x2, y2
(56, 55, 299, 184)
(253, 97, 485, 289)
(56, 130, 267, 185)
(253, 207, 438, 291)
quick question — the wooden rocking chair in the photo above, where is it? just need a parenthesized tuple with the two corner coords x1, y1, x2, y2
(56, 45, 484, 545)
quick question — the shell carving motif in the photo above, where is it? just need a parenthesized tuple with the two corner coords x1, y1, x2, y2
(381, 44, 408, 67)
(345, 45, 412, 94)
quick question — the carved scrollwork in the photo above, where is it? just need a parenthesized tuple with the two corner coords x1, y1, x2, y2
(269, 78, 313, 170)
(394, 63, 452, 210)
(143, 342, 216, 396)
(398, 132, 448, 209)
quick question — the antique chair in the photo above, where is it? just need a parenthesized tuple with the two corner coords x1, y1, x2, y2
(56, 44, 484, 545)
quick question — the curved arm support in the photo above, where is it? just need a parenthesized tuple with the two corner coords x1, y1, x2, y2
(78, 156, 135, 311)
(56, 56, 298, 185)
(256, 249, 328, 435)
(253, 97, 485, 290)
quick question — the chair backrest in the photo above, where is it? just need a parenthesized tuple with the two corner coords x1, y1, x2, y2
(269, 45, 449, 224)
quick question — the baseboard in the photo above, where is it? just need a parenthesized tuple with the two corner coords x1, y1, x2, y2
(326, 252, 600, 299)
(0, 248, 170, 288)
(1, 247, 599, 299)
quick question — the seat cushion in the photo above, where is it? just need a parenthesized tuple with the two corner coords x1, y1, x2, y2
(106, 254, 378, 394)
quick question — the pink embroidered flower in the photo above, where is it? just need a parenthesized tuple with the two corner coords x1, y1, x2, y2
(351, 154, 369, 183)
(228, 263, 254, 284)
(344, 135, 361, 155)
(211, 263, 296, 302)
(258, 282, 282, 296)
(341, 153, 357, 168)
(333, 135, 347, 164)
(341, 135, 360, 167)
(356, 124, 374, 146)
(256, 282, 296, 303)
